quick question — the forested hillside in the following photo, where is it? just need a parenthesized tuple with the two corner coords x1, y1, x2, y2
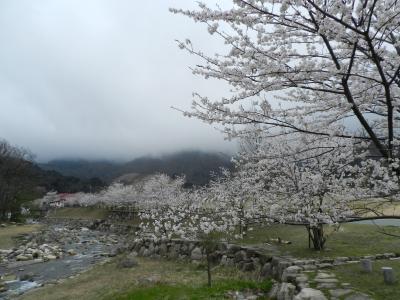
(0, 139, 105, 220)
(39, 151, 233, 185)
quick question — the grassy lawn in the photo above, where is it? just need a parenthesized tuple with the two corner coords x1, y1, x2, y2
(47, 207, 110, 220)
(332, 259, 400, 300)
(115, 280, 271, 300)
(352, 199, 400, 217)
(0, 224, 42, 249)
(18, 256, 271, 300)
(237, 223, 400, 258)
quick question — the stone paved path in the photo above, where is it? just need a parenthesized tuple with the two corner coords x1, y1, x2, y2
(300, 271, 373, 300)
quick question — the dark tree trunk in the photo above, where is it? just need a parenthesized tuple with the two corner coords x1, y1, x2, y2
(206, 251, 212, 287)
(306, 224, 326, 250)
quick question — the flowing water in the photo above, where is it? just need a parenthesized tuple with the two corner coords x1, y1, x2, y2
(0, 225, 120, 299)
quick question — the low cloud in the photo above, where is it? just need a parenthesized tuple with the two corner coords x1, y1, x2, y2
(0, 0, 234, 162)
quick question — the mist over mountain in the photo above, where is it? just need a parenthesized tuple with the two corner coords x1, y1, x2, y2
(39, 151, 233, 186)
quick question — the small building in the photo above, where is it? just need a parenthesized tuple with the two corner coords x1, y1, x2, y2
(41, 192, 74, 208)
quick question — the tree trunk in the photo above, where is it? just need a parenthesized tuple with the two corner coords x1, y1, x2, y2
(306, 224, 326, 250)
(206, 251, 212, 287)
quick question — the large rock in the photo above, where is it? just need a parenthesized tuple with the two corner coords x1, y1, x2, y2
(180, 244, 188, 255)
(315, 272, 334, 278)
(20, 272, 35, 282)
(329, 289, 353, 298)
(67, 249, 77, 256)
(0, 249, 12, 255)
(333, 257, 349, 264)
(242, 262, 255, 271)
(107, 249, 119, 257)
(16, 255, 30, 261)
(117, 256, 138, 268)
(260, 263, 272, 278)
(314, 278, 338, 284)
(227, 244, 241, 255)
(344, 293, 373, 300)
(147, 243, 154, 255)
(234, 250, 247, 263)
(43, 255, 57, 261)
(294, 288, 327, 300)
(138, 246, 146, 256)
(190, 247, 203, 260)
(220, 255, 234, 267)
(276, 282, 296, 300)
(32, 250, 41, 259)
(268, 282, 280, 299)
(276, 261, 293, 279)
(0, 281, 7, 292)
(295, 275, 309, 288)
(281, 265, 302, 282)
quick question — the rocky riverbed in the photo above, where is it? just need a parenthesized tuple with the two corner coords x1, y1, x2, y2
(0, 223, 127, 299)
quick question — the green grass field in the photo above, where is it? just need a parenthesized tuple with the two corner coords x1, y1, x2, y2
(332, 259, 400, 300)
(47, 207, 110, 220)
(115, 280, 271, 300)
(0, 224, 42, 249)
(238, 223, 400, 258)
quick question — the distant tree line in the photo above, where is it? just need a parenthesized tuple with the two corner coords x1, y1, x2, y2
(0, 139, 105, 221)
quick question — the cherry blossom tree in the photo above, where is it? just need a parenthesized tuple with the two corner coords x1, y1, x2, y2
(136, 174, 189, 239)
(207, 169, 264, 237)
(97, 183, 138, 207)
(63, 192, 99, 207)
(235, 132, 360, 249)
(170, 0, 400, 248)
(171, 1, 400, 161)
(136, 178, 243, 286)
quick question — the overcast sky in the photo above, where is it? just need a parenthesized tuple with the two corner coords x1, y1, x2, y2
(0, 0, 235, 162)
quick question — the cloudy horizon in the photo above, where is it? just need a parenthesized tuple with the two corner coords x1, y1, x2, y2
(0, 0, 235, 162)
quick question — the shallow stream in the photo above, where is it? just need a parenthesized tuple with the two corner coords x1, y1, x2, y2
(0, 225, 119, 299)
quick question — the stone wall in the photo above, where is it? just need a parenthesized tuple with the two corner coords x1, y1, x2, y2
(131, 238, 310, 299)
(132, 238, 276, 276)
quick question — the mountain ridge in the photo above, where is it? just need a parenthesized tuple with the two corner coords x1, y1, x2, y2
(39, 151, 233, 186)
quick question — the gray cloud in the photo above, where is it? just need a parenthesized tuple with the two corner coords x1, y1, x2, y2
(0, 0, 234, 162)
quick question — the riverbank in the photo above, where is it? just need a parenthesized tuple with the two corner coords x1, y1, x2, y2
(0, 224, 42, 249)
(0, 222, 127, 299)
(17, 256, 271, 300)
(2, 212, 400, 299)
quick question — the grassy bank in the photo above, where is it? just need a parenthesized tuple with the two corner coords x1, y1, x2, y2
(0, 224, 41, 249)
(238, 223, 400, 258)
(18, 256, 270, 300)
(332, 259, 400, 300)
(47, 207, 110, 220)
